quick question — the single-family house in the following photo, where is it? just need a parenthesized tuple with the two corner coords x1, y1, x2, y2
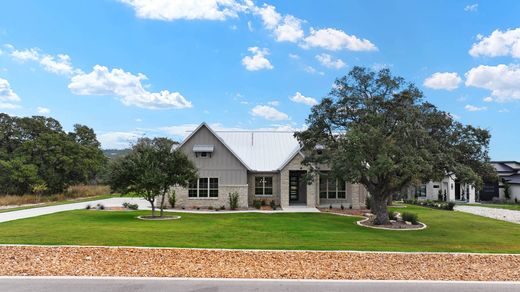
(404, 176, 476, 203)
(481, 161, 520, 202)
(170, 123, 369, 209)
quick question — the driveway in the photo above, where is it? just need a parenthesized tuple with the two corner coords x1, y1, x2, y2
(454, 205, 520, 224)
(0, 278, 518, 292)
(0, 197, 152, 223)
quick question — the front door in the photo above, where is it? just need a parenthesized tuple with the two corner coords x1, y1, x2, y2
(289, 171, 300, 202)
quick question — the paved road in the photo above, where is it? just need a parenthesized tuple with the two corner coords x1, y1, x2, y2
(455, 205, 520, 224)
(0, 198, 151, 223)
(0, 278, 518, 292)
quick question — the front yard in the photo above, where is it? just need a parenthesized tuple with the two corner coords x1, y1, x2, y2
(0, 205, 519, 253)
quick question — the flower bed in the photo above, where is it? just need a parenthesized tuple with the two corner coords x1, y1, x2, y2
(404, 199, 455, 211)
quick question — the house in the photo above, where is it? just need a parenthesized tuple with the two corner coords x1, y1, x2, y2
(481, 161, 520, 202)
(170, 123, 369, 209)
(404, 177, 476, 203)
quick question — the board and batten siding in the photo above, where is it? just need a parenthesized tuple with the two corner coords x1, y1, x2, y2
(178, 125, 247, 186)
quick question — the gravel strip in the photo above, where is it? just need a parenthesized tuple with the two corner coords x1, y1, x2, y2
(455, 206, 520, 224)
(0, 246, 519, 281)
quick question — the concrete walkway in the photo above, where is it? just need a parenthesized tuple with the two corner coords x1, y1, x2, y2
(0, 198, 320, 223)
(454, 205, 520, 224)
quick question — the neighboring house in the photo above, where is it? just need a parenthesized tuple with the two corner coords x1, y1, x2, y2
(481, 161, 520, 202)
(170, 123, 368, 209)
(404, 176, 476, 203)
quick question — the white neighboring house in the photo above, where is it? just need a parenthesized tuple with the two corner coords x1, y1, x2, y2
(481, 161, 520, 202)
(405, 176, 476, 203)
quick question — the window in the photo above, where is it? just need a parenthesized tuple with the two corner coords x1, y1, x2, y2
(200, 152, 208, 158)
(255, 176, 273, 196)
(188, 177, 218, 198)
(319, 173, 346, 199)
(415, 185, 427, 198)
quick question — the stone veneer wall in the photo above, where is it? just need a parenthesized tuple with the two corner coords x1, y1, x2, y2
(168, 185, 248, 209)
(247, 173, 281, 206)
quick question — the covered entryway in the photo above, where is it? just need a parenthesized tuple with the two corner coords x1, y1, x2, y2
(289, 170, 307, 205)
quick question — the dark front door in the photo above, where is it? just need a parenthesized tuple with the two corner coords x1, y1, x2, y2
(289, 171, 307, 203)
(455, 180, 461, 200)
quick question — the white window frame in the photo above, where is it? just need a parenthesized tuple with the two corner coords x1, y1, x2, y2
(188, 177, 218, 199)
(319, 173, 347, 200)
(255, 176, 273, 196)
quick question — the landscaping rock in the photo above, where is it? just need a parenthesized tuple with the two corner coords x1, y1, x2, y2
(0, 246, 519, 281)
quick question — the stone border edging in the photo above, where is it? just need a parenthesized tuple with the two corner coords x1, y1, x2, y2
(137, 215, 181, 221)
(356, 216, 427, 231)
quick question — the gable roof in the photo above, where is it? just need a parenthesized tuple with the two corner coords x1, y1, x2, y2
(177, 123, 301, 172)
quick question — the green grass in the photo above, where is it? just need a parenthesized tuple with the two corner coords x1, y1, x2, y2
(0, 194, 118, 214)
(467, 203, 520, 211)
(0, 205, 519, 253)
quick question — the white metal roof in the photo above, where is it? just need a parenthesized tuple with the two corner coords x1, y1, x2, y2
(214, 130, 301, 172)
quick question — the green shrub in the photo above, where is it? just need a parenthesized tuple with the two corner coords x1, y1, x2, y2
(261, 200, 266, 206)
(122, 202, 138, 210)
(340, 204, 345, 210)
(446, 202, 455, 211)
(208, 206, 214, 210)
(402, 212, 419, 224)
(388, 211, 398, 221)
(168, 191, 176, 208)
(253, 200, 262, 209)
(270, 200, 276, 210)
(220, 205, 226, 210)
(228, 192, 239, 210)
(85, 204, 91, 210)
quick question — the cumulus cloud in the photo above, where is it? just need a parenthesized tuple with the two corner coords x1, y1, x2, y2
(464, 4, 478, 12)
(289, 91, 318, 106)
(469, 28, 520, 58)
(68, 65, 192, 109)
(465, 64, 520, 102)
(465, 104, 487, 112)
(0, 78, 20, 102)
(39, 54, 79, 75)
(36, 106, 50, 115)
(10, 48, 39, 61)
(315, 53, 346, 69)
(423, 72, 462, 90)
(250, 105, 289, 120)
(118, 0, 248, 21)
(98, 131, 143, 149)
(302, 28, 378, 51)
(242, 47, 273, 71)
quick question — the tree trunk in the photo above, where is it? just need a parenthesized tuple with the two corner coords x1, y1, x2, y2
(159, 189, 167, 217)
(371, 194, 390, 225)
(148, 198, 156, 218)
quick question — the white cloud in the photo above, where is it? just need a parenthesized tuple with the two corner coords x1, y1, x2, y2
(273, 15, 304, 42)
(423, 72, 462, 90)
(303, 66, 324, 75)
(288, 53, 300, 59)
(267, 100, 279, 106)
(289, 91, 318, 106)
(135, 118, 143, 122)
(36, 106, 50, 115)
(39, 54, 78, 75)
(118, 0, 247, 21)
(465, 64, 520, 102)
(483, 96, 494, 102)
(255, 3, 281, 30)
(0, 78, 20, 102)
(0, 102, 20, 110)
(302, 28, 377, 51)
(10, 48, 39, 61)
(464, 4, 478, 12)
(469, 28, 520, 58)
(465, 104, 487, 112)
(315, 53, 346, 69)
(242, 47, 273, 71)
(98, 131, 143, 149)
(68, 65, 192, 109)
(250, 105, 289, 120)
(247, 20, 254, 31)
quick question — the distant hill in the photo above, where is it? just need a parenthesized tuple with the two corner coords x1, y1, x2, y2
(103, 149, 131, 159)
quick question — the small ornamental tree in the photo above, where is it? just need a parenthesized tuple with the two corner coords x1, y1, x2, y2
(107, 138, 197, 218)
(296, 67, 497, 225)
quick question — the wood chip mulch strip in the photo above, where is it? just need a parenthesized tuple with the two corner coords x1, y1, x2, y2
(0, 246, 519, 281)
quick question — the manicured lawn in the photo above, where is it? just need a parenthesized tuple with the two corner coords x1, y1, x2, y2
(0, 205, 519, 253)
(0, 194, 117, 214)
(467, 203, 520, 211)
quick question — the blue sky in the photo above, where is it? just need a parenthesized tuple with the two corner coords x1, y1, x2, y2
(0, 1, 519, 161)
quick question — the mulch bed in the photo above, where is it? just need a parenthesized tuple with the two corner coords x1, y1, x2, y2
(0, 246, 519, 281)
(318, 208, 369, 216)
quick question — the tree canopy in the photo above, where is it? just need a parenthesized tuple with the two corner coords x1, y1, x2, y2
(295, 67, 497, 224)
(107, 137, 197, 217)
(0, 113, 106, 195)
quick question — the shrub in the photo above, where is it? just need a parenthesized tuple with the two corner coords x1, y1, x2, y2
(253, 200, 262, 209)
(340, 204, 345, 210)
(168, 191, 176, 208)
(349, 204, 353, 209)
(228, 192, 239, 210)
(122, 202, 138, 210)
(208, 206, 214, 210)
(270, 200, 276, 210)
(85, 204, 91, 210)
(388, 211, 398, 221)
(97, 203, 105, 210)
(220, 205, 226, 210)
(402, 212, 419, 225)
(261, 200, 266, 206)
(445, 202, 455, 211)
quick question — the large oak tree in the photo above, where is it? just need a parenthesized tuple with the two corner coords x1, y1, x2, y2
(296, 67, 496, 225)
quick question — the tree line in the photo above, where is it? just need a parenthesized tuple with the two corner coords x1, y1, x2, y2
(0, 113, 106, 195)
